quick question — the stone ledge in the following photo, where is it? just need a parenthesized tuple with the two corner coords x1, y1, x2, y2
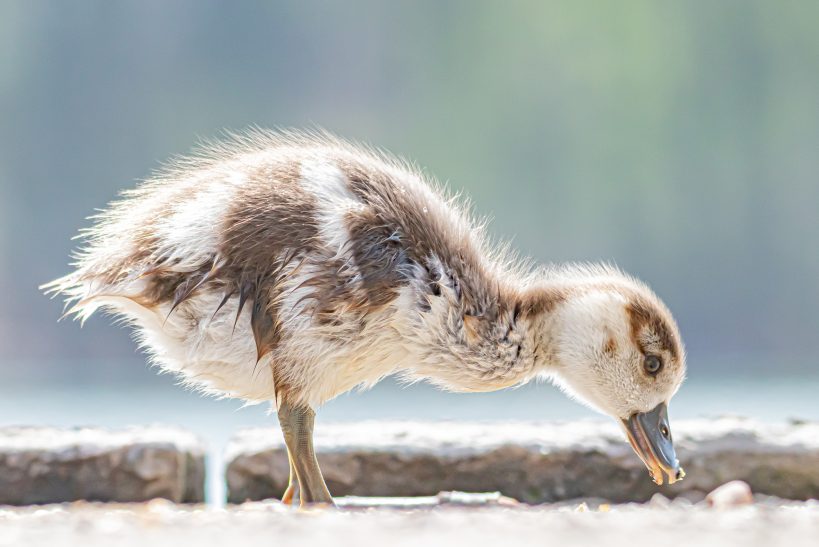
(225, 417, 819, 504)
(0, 426, 206, 505)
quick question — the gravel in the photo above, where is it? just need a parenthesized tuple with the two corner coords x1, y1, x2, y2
(0, 496, 817, 547)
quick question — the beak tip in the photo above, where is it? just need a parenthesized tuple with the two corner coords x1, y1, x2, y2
(658, 463, 685, 486)
(623, 403, 684, 486)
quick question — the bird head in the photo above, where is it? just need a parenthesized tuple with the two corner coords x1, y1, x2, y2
(546, 279, 686, 485)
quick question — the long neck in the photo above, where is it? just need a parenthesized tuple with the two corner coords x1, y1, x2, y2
(406, 275, 568, 393)
(462, 274, 614, 386)
(407, 263, 638, 393)
(511, 282, 568, 374)
(513, 271, 638, 383)
(404, 250, 641, 393)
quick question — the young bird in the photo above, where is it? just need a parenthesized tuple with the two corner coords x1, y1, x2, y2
(45, 130, 686, 505)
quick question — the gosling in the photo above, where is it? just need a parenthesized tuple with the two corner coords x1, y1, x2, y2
(45, 130, 686, 505)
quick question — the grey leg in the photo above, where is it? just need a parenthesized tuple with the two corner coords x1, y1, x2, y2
(277, 402, 333, 505)
(280, 452, 298, 505)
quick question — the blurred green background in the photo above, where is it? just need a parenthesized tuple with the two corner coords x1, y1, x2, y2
(1, 2, 818, 391)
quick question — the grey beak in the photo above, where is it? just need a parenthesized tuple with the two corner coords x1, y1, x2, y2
(621, 402, 685, 485)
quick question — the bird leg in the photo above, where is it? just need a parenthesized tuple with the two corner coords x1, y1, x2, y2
(280, 451, 298, 505)
(277, 401, 333, 506)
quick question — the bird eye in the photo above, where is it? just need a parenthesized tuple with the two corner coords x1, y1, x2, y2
(644, 355, 662, 375)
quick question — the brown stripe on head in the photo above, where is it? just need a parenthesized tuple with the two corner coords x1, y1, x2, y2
(603, 335, 617, 356)
(626, 295, 681, 361)
(514, 286, 568, 320)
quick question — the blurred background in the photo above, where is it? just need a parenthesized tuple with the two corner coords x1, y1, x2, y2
(1, 0, 818, 499)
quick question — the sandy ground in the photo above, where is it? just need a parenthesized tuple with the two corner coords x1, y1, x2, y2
(1, 496, 817, 547)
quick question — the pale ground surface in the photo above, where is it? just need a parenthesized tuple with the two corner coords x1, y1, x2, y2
(1, 496, 817, 547)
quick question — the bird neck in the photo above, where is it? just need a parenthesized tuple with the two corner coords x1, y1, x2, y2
(511, 282, 568, 377)
(448, 280, 569, 390)
(512, 273, 620, 374)
(417, 270, 619, 392)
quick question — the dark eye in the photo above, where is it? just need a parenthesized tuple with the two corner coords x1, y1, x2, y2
(644, 355, 662, 375)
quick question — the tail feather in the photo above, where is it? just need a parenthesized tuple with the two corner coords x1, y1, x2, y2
(41, 272, 87, 320)
(41, 271, 146, 325)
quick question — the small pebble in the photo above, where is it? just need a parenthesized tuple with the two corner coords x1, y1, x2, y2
(145, 498, 176, 513)
(706, 480, 753, 509)
(649, 493, 671, 508)
(675, 489, 707, 505)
